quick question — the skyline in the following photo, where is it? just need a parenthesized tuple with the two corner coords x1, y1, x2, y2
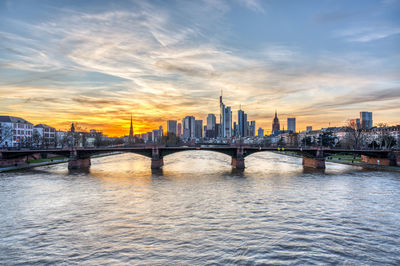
(1, 0, 400, 136)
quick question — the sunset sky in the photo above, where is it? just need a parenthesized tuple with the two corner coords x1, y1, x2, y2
(1, 0, 399, 136)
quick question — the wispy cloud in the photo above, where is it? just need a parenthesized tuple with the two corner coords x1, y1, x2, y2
(0, 0, 399, 134)
(336, 26, 400, 42)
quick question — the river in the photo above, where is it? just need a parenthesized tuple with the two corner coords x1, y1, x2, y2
(1, 151, 399, 264)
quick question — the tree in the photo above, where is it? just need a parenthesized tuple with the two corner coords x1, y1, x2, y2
(262, 136, 272, 147)
(301, 136, 313, 146)
(376, 123, 396, 149)
(32, 130, 42, 148)
(277, 136, 285, 146)
(317, 131, 336, 148)
(345, 120, 365, 149)
(0, 123, 13, 147)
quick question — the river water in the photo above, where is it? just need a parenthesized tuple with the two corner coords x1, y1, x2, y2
(1, 152, 399, 265)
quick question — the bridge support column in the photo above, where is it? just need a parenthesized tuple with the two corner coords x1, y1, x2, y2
(232, 146, 245, 169)
(231, 157, 245, 169)
(151, 147, 164, 169)
(151, 158, 164, 169)
(303, 147, 325, 169)
(302, 157, 325, 169)
(68, 157, 91, 170)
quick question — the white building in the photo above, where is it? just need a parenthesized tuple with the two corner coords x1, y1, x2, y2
(34, 124, 56, 147)
(0, 116, 33, 148)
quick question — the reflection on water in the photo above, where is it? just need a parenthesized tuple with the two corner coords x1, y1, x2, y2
(1, 151, 400, 264)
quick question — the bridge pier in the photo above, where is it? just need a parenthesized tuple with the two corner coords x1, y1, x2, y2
(68, 157, 91, 170)
(151, 158, 164, 169)
(231, 157, 245, 169)
(151, 147, 164, 169)
(231, 146, 245, 169)
(302, 157, 325, 169)
(302, 148, 325, 169)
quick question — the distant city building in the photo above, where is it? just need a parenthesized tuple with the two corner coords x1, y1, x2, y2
(177, 123, 182, 137)
(207, 114, 216, 130)
(195, 120, 203, 138)
(167, 120, 177, 136)
(249, 121, 256, 137)
(220, 93, 232, 138)
(206, 114, 216, 138)
(258, 127, 264, 137)
(182, 116, 195, 140)
(360, 111, 373, 129)
(238, 109, 248, 137)
(0, 116, 33, 147)
(152, 126, 163, 142)
(350, 118, 361, 130)
(215, 123, 221, 138)
(272, 110, 280, 134)
(306, 126, 312, 132)
(233, 122, 239, 137)
(224, 107, 232, 138)
(287, 118, 296, 133)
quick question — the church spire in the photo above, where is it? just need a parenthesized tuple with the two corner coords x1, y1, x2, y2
(129, 114, 133, 139)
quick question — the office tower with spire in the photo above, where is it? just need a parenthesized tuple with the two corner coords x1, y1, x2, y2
(219, 91, 232, 138)
(272, 110, 280, 134)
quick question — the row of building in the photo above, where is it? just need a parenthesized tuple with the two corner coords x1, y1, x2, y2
(0, 116, 112, 148)
(134, 95, 377, 144)
(137, 95, 298, 143)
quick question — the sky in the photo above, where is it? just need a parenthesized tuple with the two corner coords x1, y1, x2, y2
(0, 0, 399, 136)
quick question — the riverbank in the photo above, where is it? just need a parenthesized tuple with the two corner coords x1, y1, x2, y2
(275, 151, 400, 172)
(0, 152, 122, 173)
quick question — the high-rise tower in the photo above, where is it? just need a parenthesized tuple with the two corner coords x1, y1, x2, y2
(272, 110, 280, 134)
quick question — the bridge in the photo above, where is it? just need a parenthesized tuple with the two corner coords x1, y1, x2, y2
(1, 145, 399, 170)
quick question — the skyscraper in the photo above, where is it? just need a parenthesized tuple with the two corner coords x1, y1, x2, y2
(182, 116, 195, 140)
(250, 121, 256, 136)
(258, 127, 264, 137)
(238, 109, 247, 137)
(220, 92, 225, 138)
(272, 110, 280, 134)
(224, 106, 232, 138)
(167, 120, 177, 136)
(219, 92, 232, 138)
(287, 118, 296, 133)
(360, 111, 373, 129)
(207, 114, 216, 130)
(177, 123, 182, 137)
(195, 120, 203, 138)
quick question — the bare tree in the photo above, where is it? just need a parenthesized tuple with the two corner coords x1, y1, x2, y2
(345, 120, 365, 149)
(32, 130, 42, 148)
(376, 123, 396, 149)
(0, 124, 13, 147)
